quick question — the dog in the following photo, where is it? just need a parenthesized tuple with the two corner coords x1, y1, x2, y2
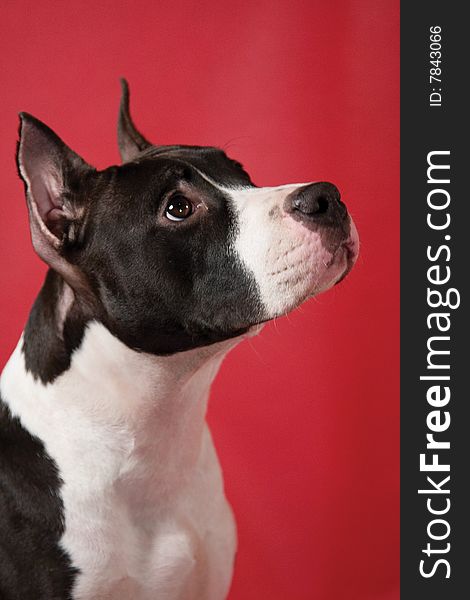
(0, 80, 359, 600)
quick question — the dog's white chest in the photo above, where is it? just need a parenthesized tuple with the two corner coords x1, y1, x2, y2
(0, 323, 237, 600)
(63, 426, 236, 600)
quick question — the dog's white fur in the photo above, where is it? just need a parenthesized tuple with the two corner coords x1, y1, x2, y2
(1, 323, 239, 600)
(0, 183, 358, 599)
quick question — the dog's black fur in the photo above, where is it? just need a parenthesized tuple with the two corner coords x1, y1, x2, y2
(0, 398, 78, 599)
(17, 84, 264, 386)
(21, 143, 264, 384)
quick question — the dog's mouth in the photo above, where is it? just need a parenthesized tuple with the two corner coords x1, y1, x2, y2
(256, 218, 359, 324)
(236, 209, 360, 335)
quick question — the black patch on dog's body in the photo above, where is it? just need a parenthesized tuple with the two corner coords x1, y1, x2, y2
(0, 395, 77, 599)
(23, 270, 89, 384)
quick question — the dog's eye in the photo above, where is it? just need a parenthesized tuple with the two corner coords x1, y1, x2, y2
(165, 195, 193, 222)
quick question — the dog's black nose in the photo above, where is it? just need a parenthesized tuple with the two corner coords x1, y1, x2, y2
(285, 182, 347, 225)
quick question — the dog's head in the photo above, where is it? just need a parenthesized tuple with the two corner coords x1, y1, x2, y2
(16, 80, 359, 355)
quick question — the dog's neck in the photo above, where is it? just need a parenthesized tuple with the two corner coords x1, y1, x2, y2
(1, 273, 240, 496)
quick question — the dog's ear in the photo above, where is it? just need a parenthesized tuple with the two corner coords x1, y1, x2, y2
(117, 78, 151, 163)
(17, 112, 93, 289)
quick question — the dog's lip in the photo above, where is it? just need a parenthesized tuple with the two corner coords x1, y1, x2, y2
(334, 249, 355, 285)
(332, 219, 359, 285)
(329, 229, 359, 266)
(346, 217, 360, 256)
(342, 239, 357, 262)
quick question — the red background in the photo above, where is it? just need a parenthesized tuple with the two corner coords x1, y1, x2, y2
(0, 2, 399, 599)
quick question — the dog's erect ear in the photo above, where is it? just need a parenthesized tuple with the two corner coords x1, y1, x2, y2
(17, 113, 93, 288)
(117, 79, 152, 163)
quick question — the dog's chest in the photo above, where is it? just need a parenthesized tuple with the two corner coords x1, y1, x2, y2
(62, 426, 234, 600)
(0, 324, 237, 600)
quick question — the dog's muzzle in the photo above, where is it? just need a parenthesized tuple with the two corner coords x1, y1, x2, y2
(282, 181, 359, 287)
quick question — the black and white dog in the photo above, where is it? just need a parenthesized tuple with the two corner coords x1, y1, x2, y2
(0, 81, 359, 600)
